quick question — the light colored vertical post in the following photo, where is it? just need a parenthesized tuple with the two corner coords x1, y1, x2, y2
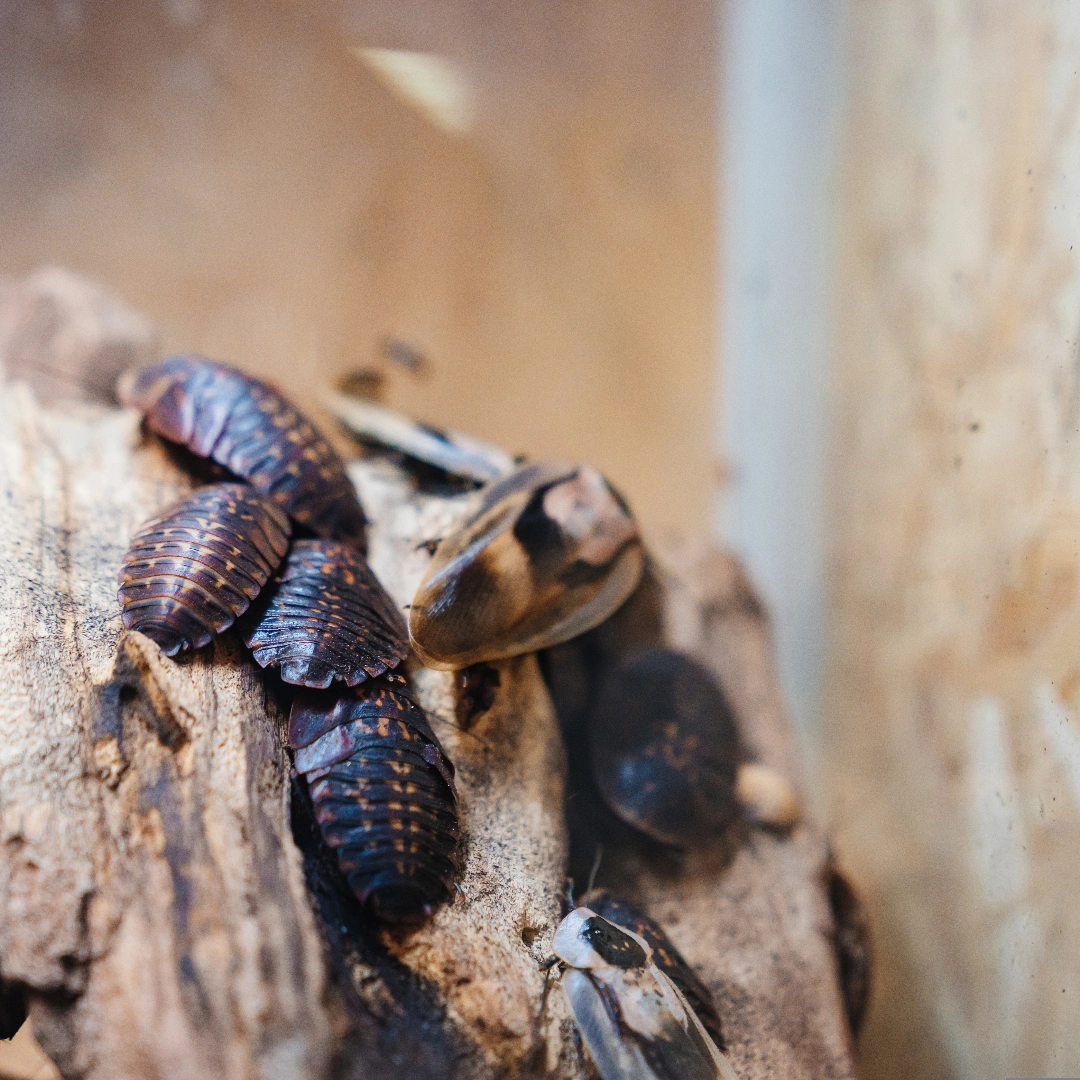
(829, 3, 1080, 1075)
(718, 0, 845, 793)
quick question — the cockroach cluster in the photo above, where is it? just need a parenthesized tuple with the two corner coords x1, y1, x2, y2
(115, 356, 836, 1079)
(117, 355, 457, 923)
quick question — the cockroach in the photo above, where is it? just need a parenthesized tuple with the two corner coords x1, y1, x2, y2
(587, 649, 799, 847)
(327, 392, 515, 485)
(117, 482, 291, 656)
(118, 354, 367, 549)
(240, 539, 458, 921)
(551, 906, 739, 1080)
(290, 679, 459, 922)
(241, 538, 408, 688)
(409, 461, 644, 669)
(587, 891, 725, 1053)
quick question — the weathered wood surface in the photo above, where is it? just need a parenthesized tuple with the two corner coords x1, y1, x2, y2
(829, 5, 1080, 1078)
(0, 274, 854, 1078)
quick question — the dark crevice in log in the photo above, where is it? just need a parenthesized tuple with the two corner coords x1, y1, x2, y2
(0, 982, 28, 1042)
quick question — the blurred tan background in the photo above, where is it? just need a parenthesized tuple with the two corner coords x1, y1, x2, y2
(5, 1, 1080, 1078)
(0, 0, 716, 538)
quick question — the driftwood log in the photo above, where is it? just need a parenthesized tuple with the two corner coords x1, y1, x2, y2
(0, 272, 857, 1079)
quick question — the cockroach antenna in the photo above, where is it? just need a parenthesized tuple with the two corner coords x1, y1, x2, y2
(584, 844, 603, 904)
(427, 712, 494, 751)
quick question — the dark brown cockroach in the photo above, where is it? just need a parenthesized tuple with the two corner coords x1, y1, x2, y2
(587, 649, 800, 848)
(290, 679, 459, 922)
(118, 354, 367, 549)
(409, 461, 644, 669)
(117, 482, 291, 656)
(587, 649, 742, 847)
(587, 891, 725, 1052)
(241, 539, 408, 688)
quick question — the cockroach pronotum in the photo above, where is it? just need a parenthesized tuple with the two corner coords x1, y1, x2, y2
(117, 482, 291, 656)
(551, 905, 739, 1080)
(118, 354, 368, 549)
(241, 538, 409, 688)
(409, 461, 644, 670)
(290, 680, 459, 922)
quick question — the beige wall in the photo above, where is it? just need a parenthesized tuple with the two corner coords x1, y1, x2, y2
(828, 2, 1080, 1075)
(0, 0, 716, 538)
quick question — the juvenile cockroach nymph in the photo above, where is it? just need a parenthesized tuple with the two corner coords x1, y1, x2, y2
(241, 538, 408, 688)
(327, 392, 516, 484)
(290, 679, 460, 923)
(587, 648, 800, 846)
(118, 355, 368, 549)
(409, 461, 644, 669)
(117, 482, 291, 656)
(551, 907, 739, 1080)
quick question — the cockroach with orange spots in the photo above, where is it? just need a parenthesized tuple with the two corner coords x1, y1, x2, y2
(288, 680, 459, 922)
(239, 538, 459, 923)
(117, 482, 291, 656)
(119, 354, 368, 549)
(241, 539, 408, 688)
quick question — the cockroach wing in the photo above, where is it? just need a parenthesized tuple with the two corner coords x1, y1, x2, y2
(563, 968, 651, 1080)
(563, 967, 738, 1080)
(410, 461, 644, 669)
(588, 891, 725, 1051)
(652, 970, 740, 1080)
(119, 355, 367, 548)
(327, 392, 516, 484)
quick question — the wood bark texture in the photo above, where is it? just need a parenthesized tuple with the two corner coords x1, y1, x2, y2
(0, 273, 855, 1078)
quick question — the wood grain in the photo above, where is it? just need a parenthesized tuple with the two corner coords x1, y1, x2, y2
(829, 4, 1080, 1076)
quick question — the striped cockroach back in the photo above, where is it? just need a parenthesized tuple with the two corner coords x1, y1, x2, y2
(119, 354, 368, 549)
(290, 681, 460, 923)
(117, 482, 291, 656)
